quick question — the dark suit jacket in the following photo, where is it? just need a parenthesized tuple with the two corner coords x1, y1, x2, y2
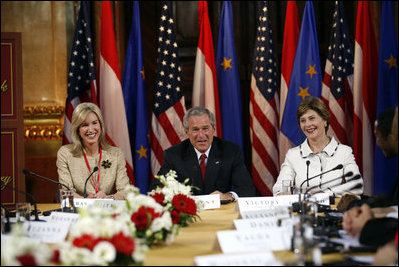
(151, 137, 256, 197)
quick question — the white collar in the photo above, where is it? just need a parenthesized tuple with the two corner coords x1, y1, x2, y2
(300, 136, 339, 157)
(194, 145, 211, 160)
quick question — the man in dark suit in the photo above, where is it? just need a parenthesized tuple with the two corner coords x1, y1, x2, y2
(342, 106, 398, 249)
(151, 107, 256, 201)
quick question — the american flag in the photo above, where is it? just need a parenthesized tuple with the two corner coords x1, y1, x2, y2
(321, 1, 354, 147)
(249, 1, 279, 196)
(150, 1, 187, 179)
(63, 1, 97, 144)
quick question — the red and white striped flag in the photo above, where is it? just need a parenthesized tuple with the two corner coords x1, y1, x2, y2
(250, 2, 279, 196)
(63, 1, 97, 145)
(279, 1, 299, 166)
(353, 1, 378, 195)
(99, 1, 134, 184)
(150, 2, 187, 179)
(192, 1, 222, 137)
(321, 1, 354, 147)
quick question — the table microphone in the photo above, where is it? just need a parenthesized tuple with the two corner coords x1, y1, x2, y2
(1, 183, 44, 222)
(83, 166, 99, 198)
(23, 169, 71, 190)
(304, 172, 358, 194)
(299, 164, 344, 193)
(306, 160, 310, 187)
(1, 204, 11, 233)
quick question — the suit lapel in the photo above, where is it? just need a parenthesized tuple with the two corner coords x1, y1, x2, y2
(183, 144, 203, 193)
(204, 140, 221, 193)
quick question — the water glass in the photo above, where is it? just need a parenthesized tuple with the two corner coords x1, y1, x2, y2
(60, 188, 75, 212)
(282, 180, 293, 194)
(16, 202, 31, 222)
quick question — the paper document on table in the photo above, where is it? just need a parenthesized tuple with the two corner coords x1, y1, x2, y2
(194, 251, 283, 266)
(329, 230, 363, 249)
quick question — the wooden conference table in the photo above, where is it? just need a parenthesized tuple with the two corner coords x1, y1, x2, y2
(37, 201, 368, 266)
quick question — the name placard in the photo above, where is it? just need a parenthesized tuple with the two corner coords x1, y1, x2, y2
(216, 228, 291, 253)
(194, 251, 282, 266)
(237, 193, 330, 213)
(24, 221, 71, 243)
(63, 198, 125, 210)
(192, 194, 220, 210)
(239, 207, 290, 220)
(308, 193, 330, 205)
(233, 217, 295, 233)
(48, 212, 81, 225)
(237, 195, 299, 212)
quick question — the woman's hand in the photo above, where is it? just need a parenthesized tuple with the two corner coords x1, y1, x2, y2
(88, 191, 111, 199)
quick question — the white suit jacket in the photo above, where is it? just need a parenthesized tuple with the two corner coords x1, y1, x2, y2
(273, 136, 364, 197)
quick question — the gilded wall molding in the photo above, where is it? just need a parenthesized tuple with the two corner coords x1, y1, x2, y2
(24, 105, 64, 141)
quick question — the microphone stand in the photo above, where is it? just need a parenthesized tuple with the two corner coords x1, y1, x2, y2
(83, 166, 99, 198)
(2, 183, 45, 222)
(23, 169, 77, 213)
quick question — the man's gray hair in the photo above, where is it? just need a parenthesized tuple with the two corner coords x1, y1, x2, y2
(183, 106, 216, 130)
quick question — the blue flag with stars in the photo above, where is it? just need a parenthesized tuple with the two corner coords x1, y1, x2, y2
(122, 1, 150, 194)
(216, 1, 244, 152)
(281, 1, 322, 146)
(374, 1, 398, 196)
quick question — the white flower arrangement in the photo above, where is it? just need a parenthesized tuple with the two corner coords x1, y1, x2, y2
(1, 223, 55, 266)
(115, 185, 176, 246)
(60, 203, 148, 266)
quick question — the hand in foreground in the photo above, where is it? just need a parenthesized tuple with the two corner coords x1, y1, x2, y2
(210, 190, 234, 201)
(342, 203, 374, 237)
(372, 240, 398, 266)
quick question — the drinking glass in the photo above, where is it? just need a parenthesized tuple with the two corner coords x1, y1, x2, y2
(16, 202, 31, 222)
(60, 188, 75, 212)
(282, 180, 293, 194)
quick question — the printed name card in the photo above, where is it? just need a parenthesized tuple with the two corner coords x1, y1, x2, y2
(24, 221, 71, 243)
(239, 207, 290, 220)
(237, 195, 299, 212)
(70, 198, 125, 210)
(233, 217, 295, 233)
(237, 192, 330, 213)
(194, 251, 282, 266)
(308, 192, 330, 205)
(216, 228, 291, 253)
(192, 194, 220, 210)
(48, 212, 81, 225)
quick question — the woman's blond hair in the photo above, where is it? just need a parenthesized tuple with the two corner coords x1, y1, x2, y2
(70, 102, 110, 156)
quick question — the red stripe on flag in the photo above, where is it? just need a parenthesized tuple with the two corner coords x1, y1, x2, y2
(100, 1, 121, 80)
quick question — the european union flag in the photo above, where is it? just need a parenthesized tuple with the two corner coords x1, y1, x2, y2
(122, 1, 150, 194)
(374, 1, 398, 196)
(281, 1, 322, 146)
(216, 1, 244, 152)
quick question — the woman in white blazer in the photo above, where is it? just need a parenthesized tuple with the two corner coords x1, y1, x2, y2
(273, 97, 363, 197)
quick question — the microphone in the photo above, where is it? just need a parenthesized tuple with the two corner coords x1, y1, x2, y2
(23, 169, 71, 190)
(1, 183, 44, 222)
(305, 172, 357, 194)
(299, 164, 344, 192)
(83, 166, 99, 198)
(306, 160, 310, 187)
(1, 204, 11, 233)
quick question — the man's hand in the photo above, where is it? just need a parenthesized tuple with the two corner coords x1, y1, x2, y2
(210, 190, 234, 201)
(342, 203, 374, 237)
